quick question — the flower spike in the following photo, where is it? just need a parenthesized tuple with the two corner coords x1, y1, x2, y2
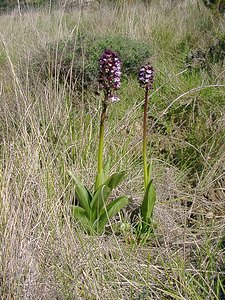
(138, 64, 154, 90)
(99, 49, 122, 102)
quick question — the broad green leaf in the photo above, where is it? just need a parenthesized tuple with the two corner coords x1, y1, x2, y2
(68, 170, 92, 218)
(90, 185, 111, 221)
(75, 184, 92, 219)
(97, 196, 129, 233)
(141, 179, 156, 223)
(103, 171, 126, 190)
(72, 206, 92, 230)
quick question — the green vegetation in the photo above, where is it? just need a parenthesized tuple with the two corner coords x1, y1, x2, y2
(0, 0, 46, 12)
(0, 0, 224, 299)
(30, 33, 152, 90)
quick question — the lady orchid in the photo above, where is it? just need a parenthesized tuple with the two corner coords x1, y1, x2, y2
(96, 49, 122, 187)
(68, 49, 128, 235)
(136, 63, 156, 236)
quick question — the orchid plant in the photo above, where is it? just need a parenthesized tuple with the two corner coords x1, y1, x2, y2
(136, 64, 157, 235)
(69, 49, 128, 234)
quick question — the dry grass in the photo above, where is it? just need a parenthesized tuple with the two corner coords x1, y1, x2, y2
(0, 0, 225, 299)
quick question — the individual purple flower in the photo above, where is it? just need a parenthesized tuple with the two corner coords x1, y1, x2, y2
(106, 93, 119, 102)
(138, 64, 154, 90)
(98, 49, 122, 101)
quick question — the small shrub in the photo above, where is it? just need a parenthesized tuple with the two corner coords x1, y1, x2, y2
(208, 35, 225, 64)
(31, 33, 152, 90)
(30, 32, 88, 89)
(88, 35, 152, 76)
(202, 0, 225, 14)
(185, 35, 225, 70)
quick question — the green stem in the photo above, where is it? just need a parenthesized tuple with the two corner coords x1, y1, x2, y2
(143, 87, 149, 190)
(97, 99, 107, 177)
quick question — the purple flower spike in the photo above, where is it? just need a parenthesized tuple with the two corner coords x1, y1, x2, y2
(99, 49, 122, 101)
(138, 64, 154, 90)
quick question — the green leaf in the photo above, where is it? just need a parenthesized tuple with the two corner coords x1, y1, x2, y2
(141, 179, 156, 224)
(68, 170, 92, 218)
(147, 162, 153, 184)
(103, 157, 111, 179)
(97, 196, 129, 233)
(103, 171, 126, 190)
(90, 185, 111, 221)
(94, 171, 105, 191)
(72, 206, 92, 231)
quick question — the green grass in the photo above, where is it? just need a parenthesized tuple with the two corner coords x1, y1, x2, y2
(0, 0, 224, 299)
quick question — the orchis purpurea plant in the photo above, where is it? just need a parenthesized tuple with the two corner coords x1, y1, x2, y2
(68, 49, 128, 234)
(96, 48, 122, 188)
(136, 64, 157, 235)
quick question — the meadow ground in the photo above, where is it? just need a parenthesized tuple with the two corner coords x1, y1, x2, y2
(0, 0, 225, 299)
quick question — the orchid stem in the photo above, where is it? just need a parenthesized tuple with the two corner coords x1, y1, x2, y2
(143, 87, 149, 191)
(97, 99, 107, 177)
